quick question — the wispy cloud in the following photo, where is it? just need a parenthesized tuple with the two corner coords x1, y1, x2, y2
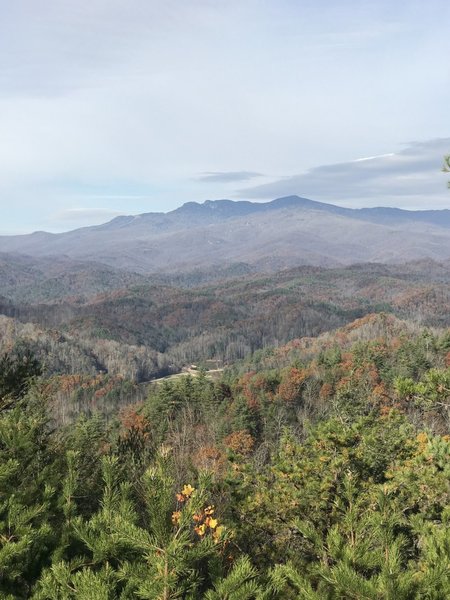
(51, 208, 125, 224)
(197, 171, 263, 183)
(81, 195, 150, 200)
(238, 139, 450, 209)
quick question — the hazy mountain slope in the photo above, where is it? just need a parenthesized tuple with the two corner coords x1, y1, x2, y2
(1, 197, 450, 272)
(0, 253, 148, 303)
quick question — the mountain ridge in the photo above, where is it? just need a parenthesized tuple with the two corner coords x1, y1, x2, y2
(1, 196, 450, 273)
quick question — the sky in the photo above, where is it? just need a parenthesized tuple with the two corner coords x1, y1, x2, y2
(0, 0, 449, 234)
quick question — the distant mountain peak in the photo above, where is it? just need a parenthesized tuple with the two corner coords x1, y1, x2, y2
(173, 198, 257, 218)
(269, 196, 334, 209)
(172, 195, 332, 218)
(1, 195, 450, 273)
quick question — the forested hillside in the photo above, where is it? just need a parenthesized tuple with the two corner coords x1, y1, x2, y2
(1, 311, 450, 598)
(1, 255, 450, 598)
(1, 261, 449, 385)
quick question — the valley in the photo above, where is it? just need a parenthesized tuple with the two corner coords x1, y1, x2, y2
(1, 256, 449, 385)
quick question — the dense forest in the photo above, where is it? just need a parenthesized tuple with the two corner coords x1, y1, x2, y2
(1, 259, 449, 384)
(1, 304, 450, 597)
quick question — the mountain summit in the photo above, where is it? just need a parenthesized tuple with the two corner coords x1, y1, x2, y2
(1, 196, 450, 273)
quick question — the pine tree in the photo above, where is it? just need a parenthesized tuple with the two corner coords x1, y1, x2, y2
(34, 450, 236, 599)
(0, 388, 57, 598)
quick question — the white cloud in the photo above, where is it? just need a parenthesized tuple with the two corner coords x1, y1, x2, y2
(53, 208, 125, 222)
(353, 153, 395, 162)
(197, 171, 264, 183)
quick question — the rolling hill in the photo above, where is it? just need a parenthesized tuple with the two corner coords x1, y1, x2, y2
(2, 260, 449, 381)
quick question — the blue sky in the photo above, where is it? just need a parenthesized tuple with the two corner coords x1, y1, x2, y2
(0, 0, 449, 234)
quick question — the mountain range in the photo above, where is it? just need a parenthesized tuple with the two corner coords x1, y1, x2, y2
(1, 196, 450, 273)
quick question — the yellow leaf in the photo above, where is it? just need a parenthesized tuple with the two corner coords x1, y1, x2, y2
(171, 511, 181, 525)
(182, 484, 195, 497)
(213, 525, 225, 540)
(195, 524, 206, 536)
